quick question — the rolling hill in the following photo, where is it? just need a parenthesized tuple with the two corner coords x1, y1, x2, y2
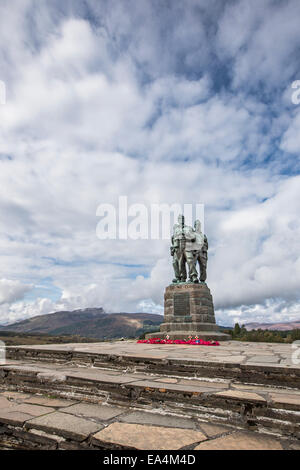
(0, 308, 163, 340)
(245, 321, 300, 331)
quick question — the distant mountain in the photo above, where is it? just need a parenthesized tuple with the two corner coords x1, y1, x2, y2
(245, 320, 300, 331)
(0, 308, 163, 340)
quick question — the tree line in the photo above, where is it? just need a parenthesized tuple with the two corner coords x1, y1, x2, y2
(221, 323, 300, 343)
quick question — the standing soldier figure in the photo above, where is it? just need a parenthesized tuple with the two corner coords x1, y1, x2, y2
(194, 219, 208, 283)
(171, 215, 186, 282)
(171, 214, 195, 283)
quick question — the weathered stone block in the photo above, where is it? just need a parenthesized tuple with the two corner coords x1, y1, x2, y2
(146, 283, 230, 341)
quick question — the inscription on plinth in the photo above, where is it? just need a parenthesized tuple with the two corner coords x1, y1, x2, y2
(174, 292, 190, 316)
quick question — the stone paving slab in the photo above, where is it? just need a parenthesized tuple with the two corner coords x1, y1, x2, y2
(118, 410, 198, 430)
(60, 403, 126, 421)
(127, 379, 215, 394)
(5, 403, 56, 416)
(23, 396, 78, 407)
(92, 422, 207, 450)
(269, 393, 300, 410)
(195, 431, 283, 450)
(25, 411, 103, 442)
(0, 411, 40, 426)
(0, 399, 55, 426)
(177, 378, 229, 389)
(65, 369, 147, 384)
(214, 389, 267, 403)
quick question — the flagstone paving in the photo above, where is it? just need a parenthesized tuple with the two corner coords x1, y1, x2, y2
(0, 389, 293, 450)
(25, 411, 103, 442)
(60, 403, 125, 421)
(195, 432, 284, 450)
(0, 340, 299, 450)
(7, 340, 299, 368)
(6, 340, 300, 391)
(91, 422, 208, 450)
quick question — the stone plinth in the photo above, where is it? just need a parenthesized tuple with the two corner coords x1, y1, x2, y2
(146, 283, 230, 341)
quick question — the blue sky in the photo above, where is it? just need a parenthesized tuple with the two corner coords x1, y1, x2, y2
(0, 0, 300, 326)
